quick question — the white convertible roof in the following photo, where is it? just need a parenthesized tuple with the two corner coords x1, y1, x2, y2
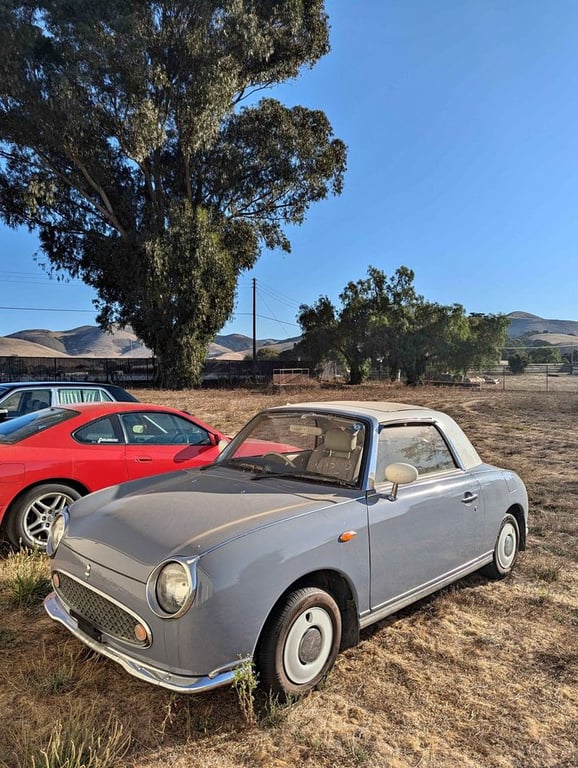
(277, 400, 431, 420)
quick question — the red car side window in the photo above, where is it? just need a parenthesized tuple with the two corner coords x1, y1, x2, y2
(74, 416, 120, 444)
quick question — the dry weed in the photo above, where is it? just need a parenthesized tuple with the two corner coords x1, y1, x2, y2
(1, 549, 51, 607)
(2, 705, 130, 768)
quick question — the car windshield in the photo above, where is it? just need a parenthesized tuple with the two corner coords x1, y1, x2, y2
(0, 408, 77, 444)
(216, 410, 367, 487)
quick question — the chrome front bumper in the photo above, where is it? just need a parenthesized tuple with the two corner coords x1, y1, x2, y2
(44, 592, 243, 694)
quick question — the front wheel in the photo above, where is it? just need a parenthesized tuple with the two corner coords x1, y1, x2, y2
(258, 587, 342, 698)
(7, 484, 81, 550)
(482, 513, 520, 579)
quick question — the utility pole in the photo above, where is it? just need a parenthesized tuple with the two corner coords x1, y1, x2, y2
(252, 278, 257, 381)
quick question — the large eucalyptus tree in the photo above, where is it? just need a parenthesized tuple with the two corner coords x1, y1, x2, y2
(0, 0, 346, 386)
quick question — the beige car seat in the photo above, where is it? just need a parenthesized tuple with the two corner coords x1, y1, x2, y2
(307, 428, 362, 483)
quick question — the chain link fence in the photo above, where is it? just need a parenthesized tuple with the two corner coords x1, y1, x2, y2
(422, 364, 578, 393)
(0, 356, 313, 388)
(2, 356, 577, 392)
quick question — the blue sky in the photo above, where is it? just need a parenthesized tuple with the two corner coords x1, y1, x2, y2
(1, 0, 577, 341)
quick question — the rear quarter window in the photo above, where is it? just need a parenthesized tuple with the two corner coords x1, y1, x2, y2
(74, 416, 121, 444)
(0, 408, 76, 444)
(57, 388, 112, 404)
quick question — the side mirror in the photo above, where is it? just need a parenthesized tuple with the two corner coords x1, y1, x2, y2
(0, 409, 7, 423)
(384, 462, 419, 501)
(217, 438, 231, 453)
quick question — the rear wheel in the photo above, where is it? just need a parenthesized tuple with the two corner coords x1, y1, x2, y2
(7, 484, 81, 550)
(482, 513, 520, 579)
(258, 587, 341, 698)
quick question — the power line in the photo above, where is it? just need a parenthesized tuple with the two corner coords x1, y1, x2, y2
(258, 291, 287, 332)
(257, 283, 301, 311)
(0, 305, 94, 313)
(0, 270, 84, 284)
(231, 280, 302, 337)
(227, 311, 299, 328)
(236, 279, 301, 310)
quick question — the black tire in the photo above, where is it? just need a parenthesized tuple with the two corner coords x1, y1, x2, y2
(258, 587, 342, 698)
(7, 484, 81, 551)
(482, 513, 520, 580)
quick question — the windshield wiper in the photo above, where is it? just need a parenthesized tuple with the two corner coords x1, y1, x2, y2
(251, 470, 356, 488)
(202, 459, 265, 474)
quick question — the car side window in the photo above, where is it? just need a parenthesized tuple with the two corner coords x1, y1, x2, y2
(377, 423, 457, 482)
(57, 388, 113, 404)
(74, 416, 121, 444)
(120, 412, 211, 445)
(0, 388, 52, 417)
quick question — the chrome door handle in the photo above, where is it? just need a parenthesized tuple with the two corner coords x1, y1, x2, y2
(462, 492, 478, 503)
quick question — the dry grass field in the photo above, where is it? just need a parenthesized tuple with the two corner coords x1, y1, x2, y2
(1, 383, 576, 768)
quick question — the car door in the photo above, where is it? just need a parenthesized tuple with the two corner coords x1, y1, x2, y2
(72, 415, 130, 490)
(0, 387, 52, 418)
(120, 411, 221, 480)
(368, 422, 485, 613)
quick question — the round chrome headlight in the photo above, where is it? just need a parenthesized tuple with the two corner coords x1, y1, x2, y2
(154, 561, 194, 617)
(46, 510, 69, 556)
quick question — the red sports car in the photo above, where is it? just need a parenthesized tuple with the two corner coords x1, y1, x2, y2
(0, 402, 228, 550)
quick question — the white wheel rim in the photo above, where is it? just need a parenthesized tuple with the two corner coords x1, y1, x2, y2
(497, 521, 517, 570)
(283, 607, 334, 685)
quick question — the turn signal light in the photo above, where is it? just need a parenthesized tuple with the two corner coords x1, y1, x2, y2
(134, 623, 149, 643)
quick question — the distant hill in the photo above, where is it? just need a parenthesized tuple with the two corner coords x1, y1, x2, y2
(507, 312, 578, 338)
(208, 335, 301, 360)
(506, 312, 578, 353)
(2, 315, 575, 359)
(1, 325, 300, 359)
(0, 336, 71, 358)
(7, 326, 151, 358)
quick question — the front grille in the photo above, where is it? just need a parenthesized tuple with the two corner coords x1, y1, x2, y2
(55, 572, 150, 647)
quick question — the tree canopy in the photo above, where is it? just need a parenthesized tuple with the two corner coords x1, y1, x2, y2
(0, 0, 346, 387)
(297, 266, 509, 384)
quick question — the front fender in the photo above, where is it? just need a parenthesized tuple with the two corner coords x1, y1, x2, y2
(189, 496, 370, 669)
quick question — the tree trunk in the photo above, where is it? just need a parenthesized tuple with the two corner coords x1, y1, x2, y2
(347, 357, 369, 385)
(153, 335, 209, 389)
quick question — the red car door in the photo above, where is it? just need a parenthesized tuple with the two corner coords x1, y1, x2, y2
(120, 411, 221, 481)
(71, 415, 131, 490)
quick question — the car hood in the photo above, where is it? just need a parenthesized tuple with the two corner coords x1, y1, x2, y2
(61, 466, 359, 581)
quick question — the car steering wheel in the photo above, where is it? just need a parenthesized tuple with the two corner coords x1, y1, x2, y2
(263, 452, 296, 468)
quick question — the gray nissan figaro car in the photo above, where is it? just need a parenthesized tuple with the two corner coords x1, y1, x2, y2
(44, 401, 528, 697)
